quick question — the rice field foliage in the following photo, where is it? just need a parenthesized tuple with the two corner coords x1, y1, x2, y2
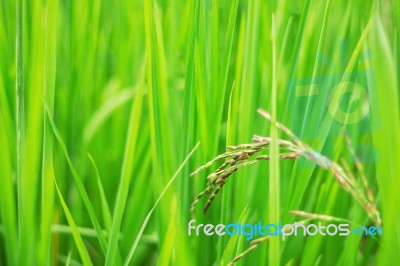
(0, 0, 399, 265)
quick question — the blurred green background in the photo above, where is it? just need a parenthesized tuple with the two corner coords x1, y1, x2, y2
(0, 0, 399, 265)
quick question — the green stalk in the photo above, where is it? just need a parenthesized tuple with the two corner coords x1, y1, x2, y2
(54, 178, 93, 266)
(15, 0, 24, 244)
(0, 90, 17, 265)
(39, 0, 58, 265)
(105, 82, 144, 264)
(124, 142, 200, 265)
(268, 14, 280, 266)
(216, 0, 239, 260)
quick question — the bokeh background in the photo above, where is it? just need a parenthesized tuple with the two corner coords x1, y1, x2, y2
(0, 0, 399, 265)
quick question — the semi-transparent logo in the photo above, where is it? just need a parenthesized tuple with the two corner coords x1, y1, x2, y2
(188, 219, 383, 241)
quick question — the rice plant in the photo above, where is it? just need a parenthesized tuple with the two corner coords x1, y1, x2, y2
(0, 0, 399, 265)
(191, 109, 381, 225)
(191, 109, 381, 264)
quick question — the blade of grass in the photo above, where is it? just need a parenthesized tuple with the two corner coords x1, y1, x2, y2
(19, 0, 46, 264)
(219, 205, 249, 266)
(45, 106, 109, 256)
(0, 5, 17, 262)
(52, 225, 114, 239)
(210, 0, 220, 110)
(54, 177, 93, 266)
(299, 0, 331, 138)
(15, 1, 25, 263)
(87, 153, 112, 231)
(105, 82, 145, 264)
(214, 6, 240, 255)
(39, 0, 58, 265)
(123, 142, 200, 266)
(157, 196, 177, 265)
(179, 0, 199, 225)
(0, 97, 17, 265)
(218, 15, 246, 261)
(83, 89, 134, 145)
(144, 2, 177, 259)
(267, 13, 280, 266)
(369, 13, 400, 265)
